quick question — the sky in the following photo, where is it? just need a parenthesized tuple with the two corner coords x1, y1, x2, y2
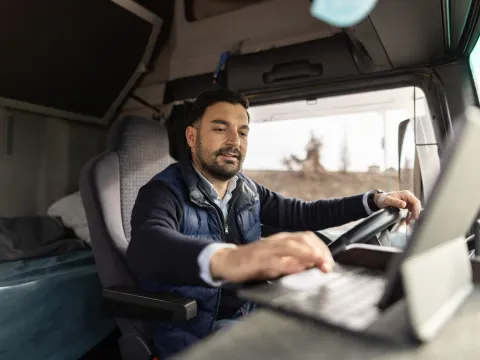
(242, 109, 416, 172)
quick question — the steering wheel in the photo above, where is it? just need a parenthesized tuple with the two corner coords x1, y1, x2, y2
(328, 207, 402, 257)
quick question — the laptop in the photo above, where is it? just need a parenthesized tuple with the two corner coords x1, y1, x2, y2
(238, 106, 480, 343)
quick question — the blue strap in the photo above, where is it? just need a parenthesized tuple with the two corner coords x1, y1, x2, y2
(213, 51, 231, 82)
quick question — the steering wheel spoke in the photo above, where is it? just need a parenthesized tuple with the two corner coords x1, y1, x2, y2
(328, 207, 402, 257)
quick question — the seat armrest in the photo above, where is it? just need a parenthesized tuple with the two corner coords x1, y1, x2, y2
(103, 285, 197, 322)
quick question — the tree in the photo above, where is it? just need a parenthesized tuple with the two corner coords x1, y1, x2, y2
(403, 157, 412, 170)
(283, 131, 325, 174)
(400, 157, 414, 192)
(340, 133, 350, 173)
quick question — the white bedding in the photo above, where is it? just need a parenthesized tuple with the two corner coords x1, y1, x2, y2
(47, 191, 91, 245)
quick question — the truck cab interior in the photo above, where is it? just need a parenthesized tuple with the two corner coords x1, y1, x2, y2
(1, 0, 480, 359)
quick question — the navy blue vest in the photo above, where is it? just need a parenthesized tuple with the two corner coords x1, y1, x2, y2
(137, 163, 261, 358)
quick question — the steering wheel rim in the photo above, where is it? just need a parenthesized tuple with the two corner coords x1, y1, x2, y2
(328, 207, 402, 257)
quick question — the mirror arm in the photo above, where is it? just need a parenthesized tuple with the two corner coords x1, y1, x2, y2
(397, 118, 411, 184)
(476, 219, 480, 258)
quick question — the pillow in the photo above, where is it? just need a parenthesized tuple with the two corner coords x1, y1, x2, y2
(47, 191, 91, 245)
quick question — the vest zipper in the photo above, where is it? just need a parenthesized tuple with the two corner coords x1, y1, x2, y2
(198, 188, 241, 242)
(197, 189, 226, 332)
(197, 188, 241, 331)
(224, 190, 241, 236)
(197, 190, 225, 241)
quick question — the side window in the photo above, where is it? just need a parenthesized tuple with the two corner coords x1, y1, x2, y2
(469, 36, 480, 240)
(469, 35, 480, 96)
(243, 86, 438, 247)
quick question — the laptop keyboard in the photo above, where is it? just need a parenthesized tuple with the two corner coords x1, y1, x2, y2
(272, 264, 386, 330)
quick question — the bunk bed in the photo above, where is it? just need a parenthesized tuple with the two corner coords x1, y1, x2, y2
(0, 193, 115, 360)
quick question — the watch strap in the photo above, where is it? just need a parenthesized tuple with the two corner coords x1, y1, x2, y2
(367, 189, 384, 212)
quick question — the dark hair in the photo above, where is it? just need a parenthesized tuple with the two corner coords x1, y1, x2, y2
(188, 89, 249, 126)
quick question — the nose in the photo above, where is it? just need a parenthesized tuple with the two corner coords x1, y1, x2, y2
(226, 128, 241, 147)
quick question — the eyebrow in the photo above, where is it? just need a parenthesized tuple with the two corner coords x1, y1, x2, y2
(211, 119, 229, 126)
(211, 119, 249, 131)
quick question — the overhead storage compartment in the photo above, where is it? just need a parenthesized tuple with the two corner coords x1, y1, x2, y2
(0, 0, 162, 125)
(226, 33, 361, 93)
(162, 30, 391, 102)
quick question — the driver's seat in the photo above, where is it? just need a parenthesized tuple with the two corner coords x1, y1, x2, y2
(80, 115, 195, 360)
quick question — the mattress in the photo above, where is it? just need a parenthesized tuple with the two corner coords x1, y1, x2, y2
(0, 249, 116, 360)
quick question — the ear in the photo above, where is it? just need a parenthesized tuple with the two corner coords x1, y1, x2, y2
(185, 125, 197, 149)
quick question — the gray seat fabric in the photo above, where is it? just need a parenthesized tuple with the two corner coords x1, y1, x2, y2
(79, 115, 174, 337)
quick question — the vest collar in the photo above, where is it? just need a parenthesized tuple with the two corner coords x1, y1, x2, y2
(179, 160, 257, 209)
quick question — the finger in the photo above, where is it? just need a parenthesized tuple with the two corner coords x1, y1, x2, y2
(382, 195, 407, 209)
(299, 232, 334, 271)
(279, 256, 306, 273)
(319, 262, 333, 273)
(406, 212, 415, 225)
(285, 231, 334, 268)
(261, 256, 305, 279)
(270, 236, 321, 264)
(396, 191, 422, 220)
(405, 194, 422, 220)
(265, 231, 334, 272)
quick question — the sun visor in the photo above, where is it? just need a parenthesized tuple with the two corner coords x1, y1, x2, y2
(226, 33, 368, 93)
(0, 0, 162, 125)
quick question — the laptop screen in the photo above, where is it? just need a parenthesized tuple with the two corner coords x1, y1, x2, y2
(378, 106, 480, 309)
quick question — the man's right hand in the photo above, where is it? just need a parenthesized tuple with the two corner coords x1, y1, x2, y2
(209, 231, 334, 283)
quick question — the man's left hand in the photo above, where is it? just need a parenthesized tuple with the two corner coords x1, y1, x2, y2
(374, 190, 422, 225)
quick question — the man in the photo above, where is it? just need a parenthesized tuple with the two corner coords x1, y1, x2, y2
(126, 89, 422, 358)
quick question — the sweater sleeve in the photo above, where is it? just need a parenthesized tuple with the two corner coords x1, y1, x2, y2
(255, 181, 370, 231)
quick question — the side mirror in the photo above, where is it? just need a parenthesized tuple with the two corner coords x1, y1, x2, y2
(397, 118, 411, 184)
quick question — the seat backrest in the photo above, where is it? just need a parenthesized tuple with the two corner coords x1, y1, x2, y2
(79, 115, 173, 332)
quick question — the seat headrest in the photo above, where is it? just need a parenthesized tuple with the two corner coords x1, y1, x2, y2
(107, 115, 164, 153)
(107, 115, 173, 241)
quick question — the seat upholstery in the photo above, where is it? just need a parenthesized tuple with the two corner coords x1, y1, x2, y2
(79, 115, 174, 342)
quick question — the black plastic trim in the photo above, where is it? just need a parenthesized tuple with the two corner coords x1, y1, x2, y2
(103, 285, 197, 322)
(441, 0, 452, 53)
(164, 72, 225, 104)
(456, 0, 480, 56)
(336, 243, 402, 272)
(184, 0, 196, 22)
(472, 257, 480, 283)
(118, 334, 156, 360)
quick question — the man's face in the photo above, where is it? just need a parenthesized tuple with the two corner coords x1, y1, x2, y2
(186, 102, 249, 181)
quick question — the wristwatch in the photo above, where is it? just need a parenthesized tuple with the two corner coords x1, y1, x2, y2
(367, 189, 384, 212)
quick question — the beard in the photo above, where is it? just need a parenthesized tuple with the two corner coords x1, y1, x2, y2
(195, 140, 244, 181)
